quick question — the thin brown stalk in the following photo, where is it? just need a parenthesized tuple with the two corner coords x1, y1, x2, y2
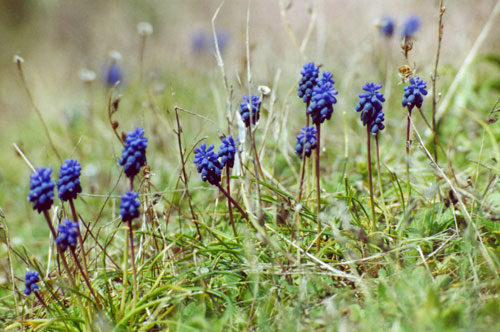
(216, 183, 248, 221)
(174, 107, 202, 240)
(43, 210, 58, 240)
(69, 247, 100, 307)
(212, 5, 233, 133)
(69, 200, 89, 278)
(42, 210, 90, 328)
(15, 57, 62, 162)
(34, 292, 52, 314)
(436, 0, 500, 122)
(432, 0, 445, 162)
(415, 107, 458, 183)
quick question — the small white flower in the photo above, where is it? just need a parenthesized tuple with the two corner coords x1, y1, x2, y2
(137, 22, 153, 36)
(13, 55, 24, 64)
(79, 68, 96, 82)
(295, 203, 303, 213)
(109, 51, 122, 61)
(258, 85, 271, 96)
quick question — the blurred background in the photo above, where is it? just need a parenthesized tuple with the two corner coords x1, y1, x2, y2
(1, 0, 499, 128)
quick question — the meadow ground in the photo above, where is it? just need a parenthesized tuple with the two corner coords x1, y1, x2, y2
(0, 0, 500, 331)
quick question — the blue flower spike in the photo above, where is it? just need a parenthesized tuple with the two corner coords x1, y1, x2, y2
(295, 126, 318, 158)
(105, 63, 123, 86)
(379, 16, 395, 37)
(219, 135, 237, 169)
(191, 29, 208, 54)
(120, 191, 141, 223)
(307, 71, 338, 125)
(402, 15, 420, 39)
(239, 95, 261, 128)
(28, 168, 55, 213)
(213, 28, 230, 52)
(402, 77, 428, 112)
(118, 127, 148, 179)
(298, 62, 320, 104)
(56, 219, 80, 252)
(355, 82, 386, 135)
(57, 159, 82, 202)
(24, 271, 40, 296)
(103, 51, 123, 86)
(194, 143, 222, 186)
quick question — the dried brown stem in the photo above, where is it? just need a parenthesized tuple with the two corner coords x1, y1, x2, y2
(69, 200, 89, 278)
(432, 0, 445, 162)
(174, 107, 202, 240)
(15, 58, 62, 162)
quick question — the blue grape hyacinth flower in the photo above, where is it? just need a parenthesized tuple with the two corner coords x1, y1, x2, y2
(194, 143, 222, 185)
(24, 271, 40, 296)
(355, 82, 386, 135)
(120, 191, 141, 223)
(105, 63, 123, 86)
(57, 159, 82, 202)
(191, 29, 208, 54)
(402, 77, 428, 112)
(379, 16, 395, 37)
(298, 62, 320, 104)
(119, 127, 148, 179)
(239, 95, 261, 128)
(56, 219, 79, 252)
(28, 168, 55, 213)
(295, 126, 317, 158)
(402, 15, 421, 38)
(307, 71, 338, 125)
(213, 28, 230, 52)
(219, 135, 237, 169)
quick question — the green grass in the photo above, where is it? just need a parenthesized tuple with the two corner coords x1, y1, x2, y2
(1, 2, 500, 331)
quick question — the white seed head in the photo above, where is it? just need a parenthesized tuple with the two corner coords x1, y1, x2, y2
(79, 68, 96, 82)
(109, 50, 122, 61)
(295, 203, 303, 213)
(13, 55, 24, 64)
(258, 85, 271, 96)
(137, 22, 153, 36)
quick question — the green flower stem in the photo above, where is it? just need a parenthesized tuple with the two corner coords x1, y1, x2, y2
(128, 219, 137, 310)
(42, 210, 91, 330)
(367, 127, 376, 231)
(406, 111, 412, 204)
(119, 225, 129, 319)
(129, 180, 137, 309)
(375, 134, 390, 231)
(69, 199, 89, 280)
(69, 247, 101, 308)
(216, 183, 248, 221)
(226, 167, 238, 237)
(315, 123, 321, 252)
